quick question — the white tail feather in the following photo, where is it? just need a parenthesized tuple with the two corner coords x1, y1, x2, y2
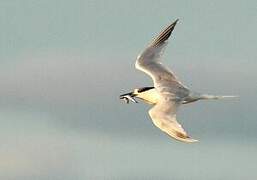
(201, 94, 239, 100)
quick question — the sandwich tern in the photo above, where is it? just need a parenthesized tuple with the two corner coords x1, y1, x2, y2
(120, 19, 236, 143)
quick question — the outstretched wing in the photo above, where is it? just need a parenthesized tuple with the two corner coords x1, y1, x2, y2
(148, 97, 198, 143)
(135, 19, 189, 96)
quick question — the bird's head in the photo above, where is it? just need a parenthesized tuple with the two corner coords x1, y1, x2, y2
(132, 88, 140, 95)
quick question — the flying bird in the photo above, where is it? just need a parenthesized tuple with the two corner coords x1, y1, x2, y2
(120, 19, 236, 143)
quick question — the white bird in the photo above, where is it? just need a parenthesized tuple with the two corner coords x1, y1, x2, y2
(120, 19, 236, 143)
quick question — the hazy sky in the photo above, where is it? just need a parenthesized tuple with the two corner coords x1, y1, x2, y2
(0, 0, 257, 179)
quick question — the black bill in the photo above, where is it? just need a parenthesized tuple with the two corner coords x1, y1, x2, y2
(119, 92, 138, 104)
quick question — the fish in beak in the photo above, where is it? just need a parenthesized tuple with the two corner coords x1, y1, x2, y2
(119, 92, 138, 104)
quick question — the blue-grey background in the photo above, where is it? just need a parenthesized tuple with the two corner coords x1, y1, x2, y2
(0, 0, 256, 179)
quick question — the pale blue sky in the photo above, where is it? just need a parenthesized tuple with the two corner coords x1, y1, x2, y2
(0, 0, 257, 179)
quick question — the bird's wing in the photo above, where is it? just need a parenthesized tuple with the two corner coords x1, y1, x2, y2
(148, 96, 198, 143)
(135, 19, 189, 96)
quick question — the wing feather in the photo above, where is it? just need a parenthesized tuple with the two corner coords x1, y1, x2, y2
(135, 19, 189, 97)
(148, 97, 198, 143)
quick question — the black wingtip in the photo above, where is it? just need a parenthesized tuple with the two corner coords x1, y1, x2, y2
(151, 18, 180, 47)
(171, 18, 179, 28)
